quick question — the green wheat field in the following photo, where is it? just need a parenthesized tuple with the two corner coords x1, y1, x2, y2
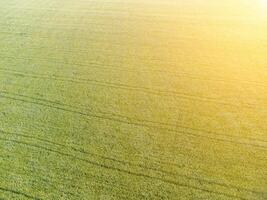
(0, 0, 267, 199)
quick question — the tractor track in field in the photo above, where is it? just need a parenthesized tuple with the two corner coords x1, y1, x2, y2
(0, 163, 132, 199)
(0, 34, 266, 88)
(0, 53, 266, 88)
(0, 85, 267, 143)
(0, 91, 267, 150)
(1, 2, 266, 200)
(0, 75, 267, 147)
(0, 170, 78, 198)
(0, 67, 265, 111)
(0, 186, 41, 200)
(0, 136, 263, 200)
(1, 87, 266, 146)
(0, 129, 264, 197)
(0, 163, 243, 200)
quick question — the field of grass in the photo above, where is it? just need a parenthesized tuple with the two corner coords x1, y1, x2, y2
(0, 0, 267, 199)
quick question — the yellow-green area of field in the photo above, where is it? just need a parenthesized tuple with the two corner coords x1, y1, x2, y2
(0, 0, 267, 199)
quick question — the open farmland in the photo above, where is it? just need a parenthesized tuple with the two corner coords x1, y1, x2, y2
(0, 0, 267, 199)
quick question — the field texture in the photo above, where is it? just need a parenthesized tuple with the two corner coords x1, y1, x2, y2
(0, 0, 267, 199)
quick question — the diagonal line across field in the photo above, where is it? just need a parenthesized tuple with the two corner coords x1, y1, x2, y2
(0, 187, 41, 200)
(1, 0, 266, 199)
(0, 54, 266, 87)
(0, 91, 266, 149)
(0, 136, 264, 200)
(0, 68, 265, 110)
(0, 129, 264, 198)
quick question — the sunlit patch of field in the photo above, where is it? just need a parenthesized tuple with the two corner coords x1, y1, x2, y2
(0, 0, 266, 199)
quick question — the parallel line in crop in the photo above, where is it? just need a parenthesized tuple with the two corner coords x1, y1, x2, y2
(0, 124, 225, 184)
(0, 68, 264, 111)
(0, 137, 256, 200)
(0, 161, 134, 199)
(1, 88, 266, 146)
(0, 159, 154, 200)
(0, 129, 263, 197)
(0, 186, 41, 200)
(1, 50, 265, 88)
(0, 170, 77, 198)
(1, 91, 266, 150)
(0, 54, 265, 87)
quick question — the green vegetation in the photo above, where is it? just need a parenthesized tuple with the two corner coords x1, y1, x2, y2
(0, 0, 266, 199)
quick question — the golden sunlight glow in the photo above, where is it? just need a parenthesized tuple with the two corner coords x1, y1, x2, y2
(261, 0, 267, 6)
